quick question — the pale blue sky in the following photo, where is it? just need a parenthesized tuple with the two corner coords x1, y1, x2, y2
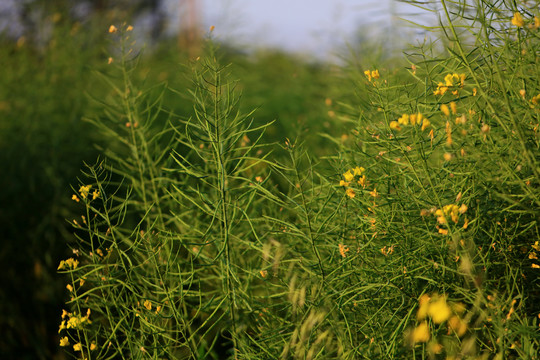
(162, 0, 434, 58)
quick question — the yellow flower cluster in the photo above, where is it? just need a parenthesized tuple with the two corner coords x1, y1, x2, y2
(364, 69, 380, 82)
(58, 309, 91, 334)
(532, 16, 540, 30)
(339, 244, 350, 258)
(530, 93, 540, 107)
(72, 184, 100, 202)
(431, 203, 468, 235)
(511, 12, 539, 29)
(531, 241, 540, 269)
(511, 12, 524, 27)
(339, 166, 366, 199)
(389, 112, 430, 131)
(440, 101, 459, 117)
(434, 73, 466, 96)
(57, 257, 79, 270)
(411, 294, 468, 344)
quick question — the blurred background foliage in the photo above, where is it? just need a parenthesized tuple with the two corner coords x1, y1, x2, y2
(0, 1, 396, 358)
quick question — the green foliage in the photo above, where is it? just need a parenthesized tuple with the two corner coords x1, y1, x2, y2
(46, 1, 540, 359)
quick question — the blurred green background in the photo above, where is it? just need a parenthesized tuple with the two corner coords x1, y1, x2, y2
(0, 1, 390, 358)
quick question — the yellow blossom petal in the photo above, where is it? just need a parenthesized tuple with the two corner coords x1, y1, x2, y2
(343, 170, 354, 182)
(441, 104, 450, 116)
(450, 102, 457, 114)
(389, 121, 401, 130)
(417, 294, 431, 320)
(421, 118, 430, 131)
(511, 12, 524, 27)
(428, 296, 451, 324)
(339, 244, 349, 258)
(412, 321, 430, 343)
(352, 166, 365, 176)
(59, 337, 70, 347)
(58, 320, 66, 333)
(448, 316, 468, 336)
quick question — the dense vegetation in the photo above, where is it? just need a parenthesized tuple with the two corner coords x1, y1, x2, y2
(2, 0, 539, 359)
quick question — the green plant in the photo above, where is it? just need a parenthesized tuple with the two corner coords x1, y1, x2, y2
(58, 1, 540, 359)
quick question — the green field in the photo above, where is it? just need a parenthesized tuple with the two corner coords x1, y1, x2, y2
(1, 1, 539, 359)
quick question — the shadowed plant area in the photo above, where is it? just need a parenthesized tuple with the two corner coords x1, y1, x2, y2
(2, 0, 539, 359)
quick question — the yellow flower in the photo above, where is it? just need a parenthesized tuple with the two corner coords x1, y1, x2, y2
(429, 342, 443, 355)
(512, 12, 524, 27)
(441, 104, 450, 116)
(92, 189, 100, 200)
(532, 241, 540, 251)
(421, 118, 431, 131)
(364, 69, 379, 82)
(427, 296, 451, 324)
(73, 343, 82, 351)
(434, 82, 448, 95)
(398, 114, 409, 125)
(66, 284, 73, 292)
(58, 320, 66, 333)
(364, 70, 372, 82)
(450, 101, 457, 114)
(410, 113, 422, 125)
(71, 194, 80, 202)
(389, 121, 401, 130)
(66, 258, 79, 269)
(58, 258, 79, 270)
(417, 294, 431, 320)
(352, 166, 365, 176)
(126, 25, 133, 32)
(339, 180, 349, 187)
(59, 337, 70, 347)
(108, 25, 118, 33)
(79, 185, 92, 199)
(346, 188, 356, 199)
(444, 74, 454, 86)
(90, 342, 97, 351)
(339, 244, 349, 258)
(357, 175, 367, 188)
(143, 300, 152, 310)
(412, 321, 430, 343)
(343, 170, 354, 182)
